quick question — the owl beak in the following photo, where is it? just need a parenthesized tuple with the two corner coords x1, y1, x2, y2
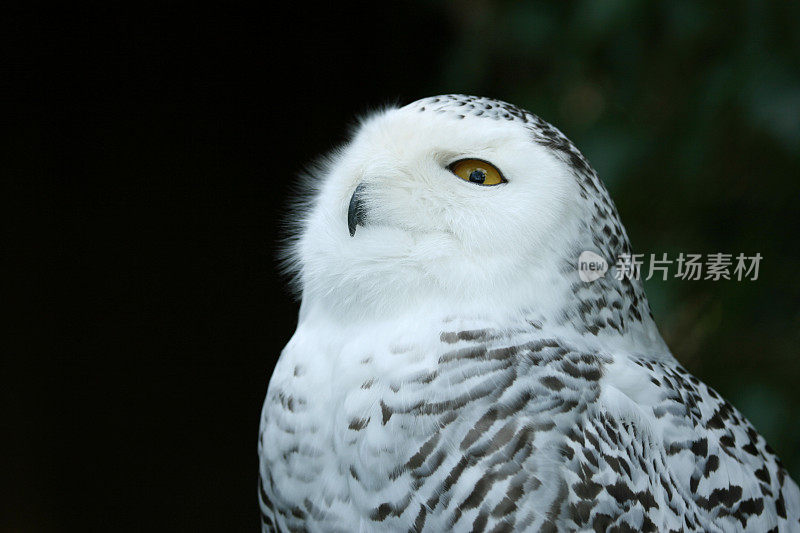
(348, 182, 368, 237)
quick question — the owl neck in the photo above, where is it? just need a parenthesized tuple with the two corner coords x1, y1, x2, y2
(298, 243, 670, 358)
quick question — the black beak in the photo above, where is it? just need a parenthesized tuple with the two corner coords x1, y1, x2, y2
(347, 183, 368, 237)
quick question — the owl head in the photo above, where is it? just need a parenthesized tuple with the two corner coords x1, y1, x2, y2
(286, 95, 663, 349)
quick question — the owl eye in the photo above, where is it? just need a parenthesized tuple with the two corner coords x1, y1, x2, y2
(448, 159, 506, 186)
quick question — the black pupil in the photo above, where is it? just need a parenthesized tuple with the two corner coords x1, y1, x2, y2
(468, 169, 486, 183)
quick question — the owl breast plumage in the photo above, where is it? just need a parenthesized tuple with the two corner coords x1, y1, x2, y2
(258, 95, 799, 532)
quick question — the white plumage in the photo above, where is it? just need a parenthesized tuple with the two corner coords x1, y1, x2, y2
(258, 95, 799, 532)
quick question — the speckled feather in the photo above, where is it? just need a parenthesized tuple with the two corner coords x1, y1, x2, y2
(258, 96, 799, 532)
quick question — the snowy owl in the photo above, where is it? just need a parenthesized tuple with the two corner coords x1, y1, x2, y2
(258, 95, 799, 532)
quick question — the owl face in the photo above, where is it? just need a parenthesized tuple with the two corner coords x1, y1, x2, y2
(290, 98, 597, 319)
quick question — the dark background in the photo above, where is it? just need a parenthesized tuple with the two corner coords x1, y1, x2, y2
(5, 2, 799, 531)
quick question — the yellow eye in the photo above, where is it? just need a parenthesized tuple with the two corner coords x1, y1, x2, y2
(448, 159, 506, 186)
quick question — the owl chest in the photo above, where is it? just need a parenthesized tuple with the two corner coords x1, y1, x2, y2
(284, 359, 446, 484)
(261, 319, 612, 530)
(262, 337, 450, 516)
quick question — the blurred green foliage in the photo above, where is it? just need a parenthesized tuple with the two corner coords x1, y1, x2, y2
(425, 0, 800, 478)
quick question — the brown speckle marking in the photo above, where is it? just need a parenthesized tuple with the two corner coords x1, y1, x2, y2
(380, 401, 392, 425)
(348, 417, 369, 431)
